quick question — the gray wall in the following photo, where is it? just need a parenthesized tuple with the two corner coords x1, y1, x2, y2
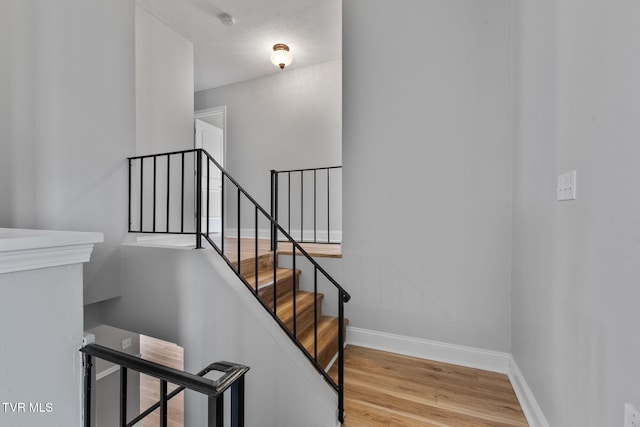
(342, 0, 514, 352)
(0, 5, 10, 227)
(135, 5, 194, 155)
(194, 60, 342, 231)
(0, 0, 135, 304)
(0, 264, 84, 427)
(512, 0, 640, 425)
(104, 245, 338, 426)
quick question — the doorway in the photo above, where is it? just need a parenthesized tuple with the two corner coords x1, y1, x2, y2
(195, 106, 226, 234)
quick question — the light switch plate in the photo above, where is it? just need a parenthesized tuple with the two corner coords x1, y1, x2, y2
(557, 170, 577, 201)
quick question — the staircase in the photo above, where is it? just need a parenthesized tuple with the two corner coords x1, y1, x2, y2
(222, 237, 347, 369)
(127, 148, 350, 423)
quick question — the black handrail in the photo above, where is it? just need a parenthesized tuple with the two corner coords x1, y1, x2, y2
(128, 149, 350, 423)
(271, 166, 342, 246)
(81, 343, 249, 427)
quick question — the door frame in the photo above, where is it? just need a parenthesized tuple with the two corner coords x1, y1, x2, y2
(194, 105, 227, 168)
(195, 106, 227, 235)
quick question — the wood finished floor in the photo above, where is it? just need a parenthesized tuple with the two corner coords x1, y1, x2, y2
(138, 339, 526, 427)
(139, 335, 184, 427)
(330, 345, 528, 427)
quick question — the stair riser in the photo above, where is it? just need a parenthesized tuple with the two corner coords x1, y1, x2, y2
(235, 252, 274, 277)
(305, 320, 348, 370)
(278, 296, 323, 334)
(258, 272, 299, 304)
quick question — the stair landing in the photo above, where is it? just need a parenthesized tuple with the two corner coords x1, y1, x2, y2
(205, 236, 341, 265)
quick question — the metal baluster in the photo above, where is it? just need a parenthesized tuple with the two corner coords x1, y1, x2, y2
(196, 150, 202, 249)
(128, 159, 132, 232)
(139, 158, 144, 232)
(255, 206, 258, 294)
(313, 170, 317, 243)
(273, 223, 278, 314)
(231, 376, 245, 427)
(292, 243, 296, 338)
(288, 171, 291, 235)
(270, 170, 275, 252)
(120, 367, 127, 427)
(338, 292, 345, 423)
(160, 380, 168, 427)
(327, 168, 330, 243)
(208, 395, 223, 427)
(237, 188, 241, 275)
(153, 157, 157, 232)
(274, 173, 279, 252)
(207, 158, 210, 235)
(181, 153, 185, 233)
(301, 170, 304, 242)
(221, 174, 225, 255)
(314, 266, 318, 361)
(166, 155, 170, 232)
(83, 353, 93, 427)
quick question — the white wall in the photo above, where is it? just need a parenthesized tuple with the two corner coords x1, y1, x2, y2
(104, 245, 338, 427)
(135, 5, 194, 155)
(512, 0, 640, 425)
(342, 0, 514, 352)
(194, 60, 342, 232)
(0, 0, 135, 304)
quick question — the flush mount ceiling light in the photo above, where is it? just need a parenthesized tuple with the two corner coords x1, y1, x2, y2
(271, 43, 293, 70)
(218, 13, 234, 26)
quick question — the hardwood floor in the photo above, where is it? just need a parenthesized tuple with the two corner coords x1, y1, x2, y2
(139, 335, 184, 427)
(330, 345, 528, 427)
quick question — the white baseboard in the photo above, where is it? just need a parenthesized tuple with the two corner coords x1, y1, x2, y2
(347, 326, 511, 374)
(508, 356, 551, 427)
(347, 326, 550, 427)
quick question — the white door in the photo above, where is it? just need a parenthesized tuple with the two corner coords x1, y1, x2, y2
(195, 119, 224, 233)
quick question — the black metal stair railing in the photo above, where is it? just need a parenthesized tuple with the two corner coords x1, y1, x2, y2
(270, 166, 342, 248)
(127, 149, 351, 423)
(81, 343, 249, 427)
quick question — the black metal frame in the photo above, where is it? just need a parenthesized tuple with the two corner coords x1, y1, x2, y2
(270, 166, 342, 248)
(81, 343, 249, 427)
(128, 149, 350, 423)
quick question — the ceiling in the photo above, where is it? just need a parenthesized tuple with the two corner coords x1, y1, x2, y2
(136, 0, 342, 92)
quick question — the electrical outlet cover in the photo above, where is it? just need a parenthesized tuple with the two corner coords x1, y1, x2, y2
(122, 337, 132, 350)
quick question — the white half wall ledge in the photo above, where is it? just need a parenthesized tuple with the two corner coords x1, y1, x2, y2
(0, 228, 104, 274)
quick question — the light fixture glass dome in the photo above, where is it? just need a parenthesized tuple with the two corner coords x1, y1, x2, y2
(271, 43, 293, 70)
